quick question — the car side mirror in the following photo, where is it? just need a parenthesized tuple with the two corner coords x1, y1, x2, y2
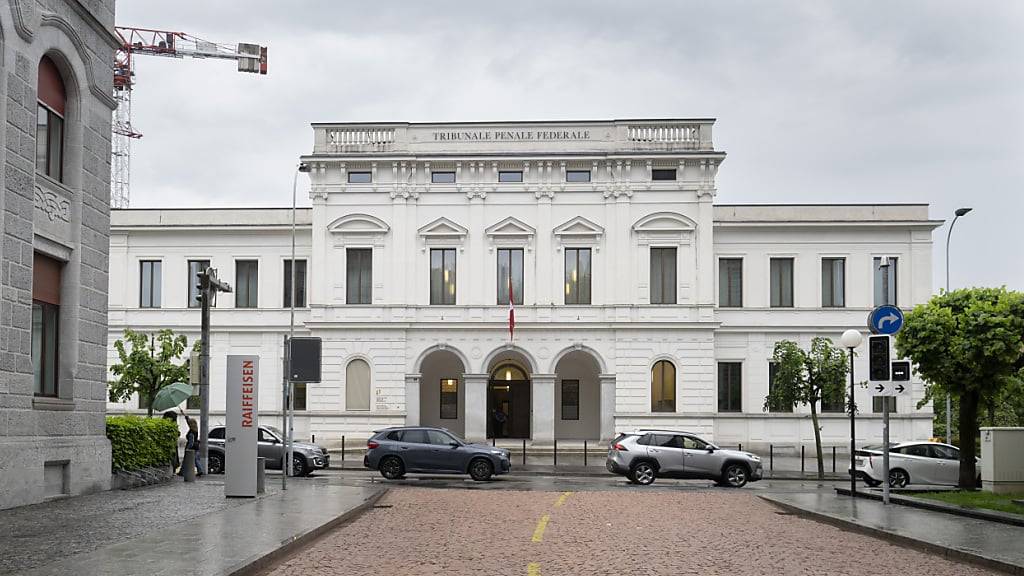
(449, 441, 460, 448)
(705, 446, 715, 453)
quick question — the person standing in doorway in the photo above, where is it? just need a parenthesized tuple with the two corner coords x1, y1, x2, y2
(492, 407, 507, 438)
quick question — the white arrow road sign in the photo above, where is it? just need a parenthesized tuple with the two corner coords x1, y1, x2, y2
(891, 382, 910, 396)
(870, 381, 895, 397)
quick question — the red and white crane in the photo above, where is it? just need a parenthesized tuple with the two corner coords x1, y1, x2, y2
(112, 27, 267, 208)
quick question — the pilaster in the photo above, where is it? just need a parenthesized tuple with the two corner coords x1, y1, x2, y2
(599, 373, 617, 440)
(464, 373, 489, 441)
(531, 373, 556, 443)
(404, 373, 421, 426)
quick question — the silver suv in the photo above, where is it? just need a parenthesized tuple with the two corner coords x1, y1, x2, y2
(606, 429, 763, 487)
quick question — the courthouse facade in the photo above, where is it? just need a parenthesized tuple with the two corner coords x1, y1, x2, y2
(107, 119, 940, 450)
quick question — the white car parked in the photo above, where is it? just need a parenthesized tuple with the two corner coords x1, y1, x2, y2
(850, 441, 978, 488)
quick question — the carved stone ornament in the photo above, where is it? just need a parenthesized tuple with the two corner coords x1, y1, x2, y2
(34, 186, 70, 222)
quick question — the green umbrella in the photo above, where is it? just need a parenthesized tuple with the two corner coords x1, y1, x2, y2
(151, 382, 195, 412)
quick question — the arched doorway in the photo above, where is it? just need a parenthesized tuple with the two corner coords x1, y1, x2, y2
(418, 348, 467, 436)
(553, 350, 602, 439)
(488, 362, 530, 438)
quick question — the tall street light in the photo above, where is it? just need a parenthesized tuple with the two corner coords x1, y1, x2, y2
(944, 207, 972, 444)
(841, 329, 863, 497)
(282, 162, 310, 490)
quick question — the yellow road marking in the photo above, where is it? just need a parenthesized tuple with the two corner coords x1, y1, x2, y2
(554, 491, 573, 507)
(527, 562, 541, 575)
(531, 514, 550, 543)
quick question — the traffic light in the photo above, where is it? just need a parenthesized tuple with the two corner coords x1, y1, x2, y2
(891, 360, 910, 382)
(868, 335, 890, 381)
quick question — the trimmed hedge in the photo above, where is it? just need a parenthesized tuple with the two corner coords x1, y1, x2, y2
(106, 415, 179, 472)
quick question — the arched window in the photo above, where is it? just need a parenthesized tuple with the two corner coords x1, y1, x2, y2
(651, 360, 676, 412)
(36, 56, 66, 182)
(346, 359, 371, 411)
(492, 363, 527, 382)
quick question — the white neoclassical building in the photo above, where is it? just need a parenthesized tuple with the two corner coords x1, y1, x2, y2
(107, 119, 941, 450)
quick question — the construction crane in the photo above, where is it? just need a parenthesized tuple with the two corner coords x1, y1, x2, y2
(112, 27, 267, 209)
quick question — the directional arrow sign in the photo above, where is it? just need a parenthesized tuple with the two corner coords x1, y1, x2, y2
(870, 381, 895, 397)
(868, 305, 905, 335)
(893, 383, 907, 395)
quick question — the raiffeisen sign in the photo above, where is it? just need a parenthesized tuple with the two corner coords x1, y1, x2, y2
(226, 355, 259, 498)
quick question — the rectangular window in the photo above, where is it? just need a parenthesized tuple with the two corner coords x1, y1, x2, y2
(717, 362, 742, 412)
(139, 260, 162, 308)
(822, 258, 846, 308)
(283, 259, 307, 308)
(293, 383, 307, 411)
(430, 248, 457, 305)
(346, 248, 372, 305)
(440, 379, 458, 419)
(36, 104, 64, 182)
(32, 252, 62, 398)
(497, 248, 524, 305)
(767, 362, 792, 412)
(498, 170, 523, 182)
(719, 258, 743, 307)
(431, 171, 456, 183)
(187, 260, 210, 308)
(770, 258, 794, 307)
(564, 248, 592, 305)
(873, 396, 896, 413)
(821, 388, 845, 413)
(566, 170, 591, 182)
(561, 379, 580, 420)
(235, 260, 259, 308)
(652, 168, 677, 181)
(650, 247, 677, 304)
(347, 171, 371, 183)
(873, 257, 898, 306)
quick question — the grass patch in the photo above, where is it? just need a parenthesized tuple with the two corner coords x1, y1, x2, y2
(915, 490, 1024, 515)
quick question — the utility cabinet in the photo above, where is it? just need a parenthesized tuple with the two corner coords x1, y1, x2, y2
(980, 427, 1024, 494)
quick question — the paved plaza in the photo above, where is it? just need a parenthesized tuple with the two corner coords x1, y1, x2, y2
(262, 487, 1004, 576)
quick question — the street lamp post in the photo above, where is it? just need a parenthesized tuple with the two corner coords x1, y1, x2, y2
(841, 329, 863, 497)
(282, 162, 310, 491)
(944, 207, 972, 444)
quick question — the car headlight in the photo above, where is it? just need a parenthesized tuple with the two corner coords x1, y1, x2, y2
(746, 454, 761, 462)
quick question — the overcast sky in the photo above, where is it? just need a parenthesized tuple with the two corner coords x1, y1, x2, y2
(117, 0, 1023, 291)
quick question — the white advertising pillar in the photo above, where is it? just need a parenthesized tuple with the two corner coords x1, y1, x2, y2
(226, 355, 259, 498)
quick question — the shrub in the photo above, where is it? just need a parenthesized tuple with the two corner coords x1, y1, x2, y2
(106, 415, 179, 472)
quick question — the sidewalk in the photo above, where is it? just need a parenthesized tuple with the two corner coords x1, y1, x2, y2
(761, 491, 1024, 575)
(0, 476, 384, 576)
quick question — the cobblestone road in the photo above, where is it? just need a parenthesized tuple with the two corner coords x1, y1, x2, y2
(264, 487, 1001, 576)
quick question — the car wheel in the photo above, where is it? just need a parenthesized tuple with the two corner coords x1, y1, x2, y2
(469, 458, 494, 481)
(888, 469, 909, 488)
(630, 462, 656, 485)
(722, 463, 749, 488)
(291, 455, 308, 477)
(379, 456, 405, 480)
(208, 452, 224, 475)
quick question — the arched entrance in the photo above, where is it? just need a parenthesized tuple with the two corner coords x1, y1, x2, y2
(418, 348, 467, 436)
(488, 363, 530, 438)
(552, 350, 602, 439)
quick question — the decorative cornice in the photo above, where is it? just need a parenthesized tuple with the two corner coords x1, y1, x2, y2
(10, 0, 36, 41)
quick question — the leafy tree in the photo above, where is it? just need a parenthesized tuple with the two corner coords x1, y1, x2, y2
(109, 328, 192, 417)
(764, 337, 849, 480)
(896, 287, 1024, 488)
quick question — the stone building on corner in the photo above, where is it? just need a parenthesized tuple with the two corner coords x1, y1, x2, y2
(0, 0, 118, 510)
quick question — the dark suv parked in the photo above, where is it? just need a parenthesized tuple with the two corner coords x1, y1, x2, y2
(364, 427, 511, 481)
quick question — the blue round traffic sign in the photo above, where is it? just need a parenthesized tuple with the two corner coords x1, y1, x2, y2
(868, 305, 904, 335)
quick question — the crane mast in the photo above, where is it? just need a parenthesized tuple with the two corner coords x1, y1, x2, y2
(111, 27, 267, 208)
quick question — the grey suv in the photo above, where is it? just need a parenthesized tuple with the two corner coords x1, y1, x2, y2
(207, 425, 329, 477)
(364, 427, 511, 481)
(606, 430, 763, 487)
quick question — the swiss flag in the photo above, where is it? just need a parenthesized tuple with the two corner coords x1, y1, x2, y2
(508, 274, 515, 341)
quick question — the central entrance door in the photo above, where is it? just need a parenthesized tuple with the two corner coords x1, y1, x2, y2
(487, 363, 531, 438)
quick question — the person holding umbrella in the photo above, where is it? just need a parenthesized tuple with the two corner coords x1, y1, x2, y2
(151, 382, 197, 477)
(162, 410, 181, 474)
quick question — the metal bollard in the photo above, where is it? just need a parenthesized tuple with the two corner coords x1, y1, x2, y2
(341, 436, 345, 466)
(312, 434, 316, 444)
(256, 457, 266, 494)
(584, 440, 588, 467)
(183, 448, 196, 482)
(553, 439, 558, 466)
(832, 446, 836, 473)
(738, 443, 743, 451)
(522, 438, 526, 467)
(769, 444, 774, 471)
(492, 437, 496, 447)
(801, 445, 805, 474)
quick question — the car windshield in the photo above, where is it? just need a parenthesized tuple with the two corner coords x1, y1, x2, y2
(862, 443, 898, 451)
(263, 425, 283, 439)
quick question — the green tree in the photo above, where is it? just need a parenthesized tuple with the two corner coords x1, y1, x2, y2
(896, 287, 1024, 488)
(764, 337, 849, 480)
(109, 328, 192, 417)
